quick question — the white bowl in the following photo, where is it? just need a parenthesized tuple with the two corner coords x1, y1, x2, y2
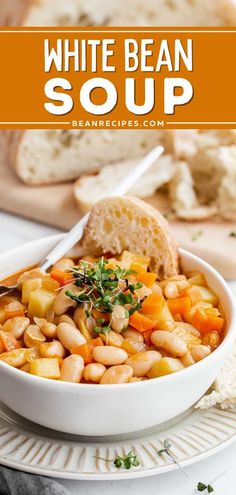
(0, 234, 235, 436)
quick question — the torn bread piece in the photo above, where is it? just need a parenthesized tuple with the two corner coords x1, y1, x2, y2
(79, 196, 180, 279)
(195, 342, 236, 410)
(196, 130, 236, 150)
(217, 168, 236, 221)
(74, 154, 176, 213)
(2, 0, 236, 27)
(190, 145, 236, 203)
(169, 162, 217, 221)
(163, 130, 199, 161)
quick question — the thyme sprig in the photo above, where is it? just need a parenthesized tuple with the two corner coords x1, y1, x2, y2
(65, 258, 144, 333)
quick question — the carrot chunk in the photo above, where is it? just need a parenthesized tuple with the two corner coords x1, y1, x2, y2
(70, 343, 93, 365)
(167, 297, 191, 317)
(141, 294, 165, 315)
(92, 309, 110, 323)
(191, 309, 224, 334)
(129, 312, 156, 333)
(50, 269, 74, 286)
(131, 263, 148, 275)
(90, 337, 104, 348)
(136, 272, 157, 288)
(143, 328, 155, 346)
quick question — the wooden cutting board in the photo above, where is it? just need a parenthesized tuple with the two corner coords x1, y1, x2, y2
(0, 159, 235, 279)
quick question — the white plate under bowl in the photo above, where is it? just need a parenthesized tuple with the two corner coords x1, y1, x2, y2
(0, 401, 235, 480)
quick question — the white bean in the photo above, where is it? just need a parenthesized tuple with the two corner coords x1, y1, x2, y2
(110, 305, 129, 333)
(2, 317, 30, 339)
(181, 351, 195, 367)
(100, 365, 133, 384)
(57, 323, 86, 351)
(92, 346, 128, 365)
(59, 315, 76, 327)
(83, 363, 106, 383)
(34, 317, 58, 338)
(126, 351, 162, 377)
(53, 284, 77, 315)
(164, 282, 179, 299)
(151, 283, 163, 296)
(41, 322, 57, 339)
(0, 348, 27, 368)
(73, 306, 86, 326)
(24, 325, 46, 348)
(151, 330, 187, 357)
(101, 330, 124, 347)
(60, 355, 84, 383)
(40, 340, 66, 358)
(190, 345, 211, 362)
(122, 329, 144, 342)
(53, 258, 75, 272)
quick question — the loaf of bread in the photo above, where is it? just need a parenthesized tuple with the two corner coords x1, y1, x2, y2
(3, 129, 165, 185)
(80, 196, 180, 279)
(2, 0, 236, 185)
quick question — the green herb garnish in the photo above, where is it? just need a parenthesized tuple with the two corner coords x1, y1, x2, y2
(113, 451, 140, 469)
(65, 258, 144, 334)
(229, 231, 236, 238)
(197, 482, 214, 493)
(157, 439, 189, 479)
(191, 230, 203, 242)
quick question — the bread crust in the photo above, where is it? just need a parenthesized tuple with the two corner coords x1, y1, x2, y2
(80, 196, 180, 279)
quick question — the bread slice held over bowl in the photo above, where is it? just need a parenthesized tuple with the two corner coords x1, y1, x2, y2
(80, 196, 180, 279)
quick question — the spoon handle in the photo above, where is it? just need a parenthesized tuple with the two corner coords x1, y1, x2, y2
(40, 145, 164, 272)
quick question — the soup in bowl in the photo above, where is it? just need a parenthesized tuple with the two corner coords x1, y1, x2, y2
(0, 234, 235, 436)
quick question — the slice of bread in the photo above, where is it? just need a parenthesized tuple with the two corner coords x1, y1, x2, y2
(4, 129, 163, 185)
(2, 0, 236, 27)
(74, 154, 176, 213)
(80, 196, 180, 279)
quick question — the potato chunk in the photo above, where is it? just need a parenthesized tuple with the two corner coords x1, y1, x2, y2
(195, 286, 218, 306)
(147, 357, 184, 378)
(30, 358, 60, 379)
(22, 278, 42, 304)
(28, 289, 56, 318)
(120, 251, 150, 271)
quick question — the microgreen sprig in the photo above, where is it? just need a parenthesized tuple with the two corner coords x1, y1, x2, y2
(157, 439, 189, 479)
(113, 451, 140, 469)
(94, 450, 140, 470)
(65, 258, 144, 334)
(197, 482, 214, 493)
(191, 230, 203, 242)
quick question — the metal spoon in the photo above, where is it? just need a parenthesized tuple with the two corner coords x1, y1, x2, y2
(0, 145, 164, 296)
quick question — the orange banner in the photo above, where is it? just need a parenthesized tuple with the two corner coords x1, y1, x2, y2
(0, 27, 236, 129)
